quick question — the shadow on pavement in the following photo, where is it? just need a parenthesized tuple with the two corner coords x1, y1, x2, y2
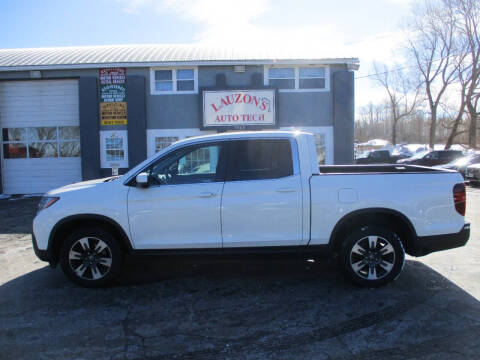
(0, 197, 40, 234)
(1, 257, 479, 360)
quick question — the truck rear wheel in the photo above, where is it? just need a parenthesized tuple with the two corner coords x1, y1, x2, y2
(339, 225, 405, 287)
(60, 227, 123, 287)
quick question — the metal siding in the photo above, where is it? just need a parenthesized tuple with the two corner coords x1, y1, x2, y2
(277, 92, 333, 127)
(127, 75, 147, 167)
(333, 71, 355, 164)
(79, 77, 101, 180)
(0, 44, 359, 70)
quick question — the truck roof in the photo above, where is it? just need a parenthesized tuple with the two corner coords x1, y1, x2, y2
(174, 130, 309, 145)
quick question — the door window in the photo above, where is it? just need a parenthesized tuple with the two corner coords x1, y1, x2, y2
(229, 139, 293, 181)
(147, 143, 222, 185)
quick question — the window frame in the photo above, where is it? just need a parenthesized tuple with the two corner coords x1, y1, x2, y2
(225, 138, 299, 182)
(138, 141, 227, 187)
(2, 126, 81, 159)
(263, 65, 330, 92)
(150, 67, 198, 95)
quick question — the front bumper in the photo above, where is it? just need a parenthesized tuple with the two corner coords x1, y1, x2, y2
(413, 223, 470, 256)
(32, 233, 56, 266)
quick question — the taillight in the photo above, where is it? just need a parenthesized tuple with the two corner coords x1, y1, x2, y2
(453, 183, 466, 216)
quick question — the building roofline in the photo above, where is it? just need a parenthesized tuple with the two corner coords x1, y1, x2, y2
(0, 58, 360, 72)
(0, 44, 360, 72)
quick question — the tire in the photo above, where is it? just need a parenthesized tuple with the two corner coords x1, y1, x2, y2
(60, 227, 123, 287)
(338, 225, 405, 287)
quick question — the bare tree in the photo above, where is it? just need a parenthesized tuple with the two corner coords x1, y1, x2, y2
(408, 0, 464, 148)
(372, 63, 421, 145)
(454, 0, 480, 148)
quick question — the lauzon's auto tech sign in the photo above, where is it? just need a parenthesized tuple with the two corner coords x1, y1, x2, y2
(203, 90, 275, 127)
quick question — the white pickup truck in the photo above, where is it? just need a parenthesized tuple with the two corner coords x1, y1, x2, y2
(32, 131, 470, 287)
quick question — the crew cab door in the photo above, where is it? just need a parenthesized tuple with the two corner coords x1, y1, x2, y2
(221, 138, 303, 247)
(127, 142, 226, 249)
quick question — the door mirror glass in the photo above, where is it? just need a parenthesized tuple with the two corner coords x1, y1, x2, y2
(136, 172, 150, 187)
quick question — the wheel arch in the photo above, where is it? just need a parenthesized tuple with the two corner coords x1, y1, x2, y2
(329, 208, 418, 255)
(48, 214, 133, 264)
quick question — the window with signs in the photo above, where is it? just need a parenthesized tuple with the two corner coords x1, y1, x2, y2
(151, 68, 197, 94)
(105, 136, 124, 162)
(155, 136, 179, 152)
(266, 66, 327, 91)
(313, 134, 326, 165)
(2, 126, 81, 159)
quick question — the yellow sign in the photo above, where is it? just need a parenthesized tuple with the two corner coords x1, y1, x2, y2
(100, 102, 128, 125)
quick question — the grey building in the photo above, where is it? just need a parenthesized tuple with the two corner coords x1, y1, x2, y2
(0, 44, 358, 194)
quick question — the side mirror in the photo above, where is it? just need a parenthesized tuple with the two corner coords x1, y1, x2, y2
(136, 172, 149, 187)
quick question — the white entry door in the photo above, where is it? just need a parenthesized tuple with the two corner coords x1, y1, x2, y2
(0, 80, 81, 194)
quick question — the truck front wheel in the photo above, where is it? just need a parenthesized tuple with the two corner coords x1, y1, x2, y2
(59, 227, 123, 287)
(339, 226, 405, 287)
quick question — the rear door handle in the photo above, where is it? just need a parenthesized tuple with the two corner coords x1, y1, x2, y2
(275, 187, 295, 193)
(197, 192, 216, 198)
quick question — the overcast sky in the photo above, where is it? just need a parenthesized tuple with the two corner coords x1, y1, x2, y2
(1, 0, 416, 109)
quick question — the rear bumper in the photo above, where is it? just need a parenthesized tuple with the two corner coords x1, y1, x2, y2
(413, 223, 470, 256)
(32, 233, 56, 266)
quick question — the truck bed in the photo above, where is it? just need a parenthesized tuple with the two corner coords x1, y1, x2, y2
(318, 164, 449, 174)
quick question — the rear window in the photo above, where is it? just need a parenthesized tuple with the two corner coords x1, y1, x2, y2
(229, 139, 293, 181)
(439, 151, 462, 159)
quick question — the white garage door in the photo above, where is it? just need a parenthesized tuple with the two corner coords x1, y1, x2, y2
(0, 80, 82, 194)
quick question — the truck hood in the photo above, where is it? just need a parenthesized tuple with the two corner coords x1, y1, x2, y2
(46, 177, 120, 196)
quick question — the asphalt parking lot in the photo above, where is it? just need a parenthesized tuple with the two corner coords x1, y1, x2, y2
(1, 189, 480, 360)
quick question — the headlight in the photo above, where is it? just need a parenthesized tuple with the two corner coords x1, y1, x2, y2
(37, 197, 59, 212)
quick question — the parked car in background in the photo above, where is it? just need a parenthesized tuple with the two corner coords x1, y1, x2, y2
(397, 150, 464, 167)
(435, 154, 480, 178)
(465, 163, 480, 184)
(355, 149, 409, 164)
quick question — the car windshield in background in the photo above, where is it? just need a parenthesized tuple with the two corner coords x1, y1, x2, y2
(409, 150, 430, 160)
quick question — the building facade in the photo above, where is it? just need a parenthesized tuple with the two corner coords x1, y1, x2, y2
(0, 45, 358, 194)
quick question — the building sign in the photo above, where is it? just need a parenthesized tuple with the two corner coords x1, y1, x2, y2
(203, 90, 275, 128)
(99, 68, 127, 125)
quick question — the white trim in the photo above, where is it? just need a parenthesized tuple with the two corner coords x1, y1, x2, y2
(280, 126, 334, 165)
(149, 67, 198, 95)
(146, 128, 215, 157)
(0, 59, 359, 72)
(264, 65, 330, 92)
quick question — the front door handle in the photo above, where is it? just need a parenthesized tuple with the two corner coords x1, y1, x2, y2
(276, 187, 295, 193)
(197, 192, 216, 198)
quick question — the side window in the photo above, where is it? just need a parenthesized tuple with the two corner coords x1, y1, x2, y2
(229, 139, 293, 181)
(148, 144, 222, 185)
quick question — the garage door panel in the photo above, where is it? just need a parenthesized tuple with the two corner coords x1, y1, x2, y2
(0, 80, 79, 128)
(0, 80, 82, 194)
(3, 158, 82, 194)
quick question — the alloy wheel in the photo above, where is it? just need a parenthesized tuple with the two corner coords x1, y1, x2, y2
(68, 237, 113, 281)
(349, 235, 396, 281)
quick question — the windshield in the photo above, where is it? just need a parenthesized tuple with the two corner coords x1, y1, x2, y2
(409, 150, 430, 160)
(450, 155, 476, 166)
